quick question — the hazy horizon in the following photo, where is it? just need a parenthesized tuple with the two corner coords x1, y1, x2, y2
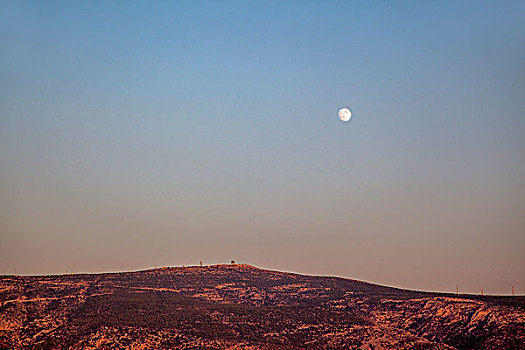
(1, 1, 524, 295)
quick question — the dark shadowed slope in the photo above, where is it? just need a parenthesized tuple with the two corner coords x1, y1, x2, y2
(1, 264, 524, 349)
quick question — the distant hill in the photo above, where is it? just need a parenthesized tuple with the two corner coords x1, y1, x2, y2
(1, 264, 524, 349)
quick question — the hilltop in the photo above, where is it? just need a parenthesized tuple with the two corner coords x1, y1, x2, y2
(1, 264, 524, 349)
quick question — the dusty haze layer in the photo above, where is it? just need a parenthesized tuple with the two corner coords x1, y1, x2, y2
(1, 1, 524, 294)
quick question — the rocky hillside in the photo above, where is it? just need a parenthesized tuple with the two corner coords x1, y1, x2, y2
(1, 264, 523, 349)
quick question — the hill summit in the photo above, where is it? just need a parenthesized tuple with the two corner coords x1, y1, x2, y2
(1, 264, 524, 349)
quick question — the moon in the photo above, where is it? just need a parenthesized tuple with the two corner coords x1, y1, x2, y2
(338, 108, 352, 122)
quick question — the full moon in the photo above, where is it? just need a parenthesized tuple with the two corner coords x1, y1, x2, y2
(338, 108, 352, 122)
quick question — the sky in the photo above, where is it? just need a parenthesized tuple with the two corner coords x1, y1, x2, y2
(1, 1, 524, 295)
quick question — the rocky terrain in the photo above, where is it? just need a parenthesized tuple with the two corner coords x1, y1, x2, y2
(0, 264, 523, 349)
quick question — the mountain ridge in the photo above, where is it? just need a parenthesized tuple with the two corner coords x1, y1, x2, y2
(1, 263, 524, 349)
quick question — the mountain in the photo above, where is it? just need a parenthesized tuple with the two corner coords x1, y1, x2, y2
(1, 264, 523, 349)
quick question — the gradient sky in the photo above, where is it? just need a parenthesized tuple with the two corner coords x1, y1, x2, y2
(1, 1, 524, 294)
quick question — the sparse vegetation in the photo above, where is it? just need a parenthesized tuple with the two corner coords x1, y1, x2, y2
(0, 265, 523, 349)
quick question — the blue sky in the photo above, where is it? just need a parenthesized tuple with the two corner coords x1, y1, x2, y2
(1, 1, 524, 294)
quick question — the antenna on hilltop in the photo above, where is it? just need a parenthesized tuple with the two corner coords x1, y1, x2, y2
(456, 285, 459, 294)
(481, 289, 484, 296)
(200, 261, 203, 267)
(512, 286, 515, 296)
